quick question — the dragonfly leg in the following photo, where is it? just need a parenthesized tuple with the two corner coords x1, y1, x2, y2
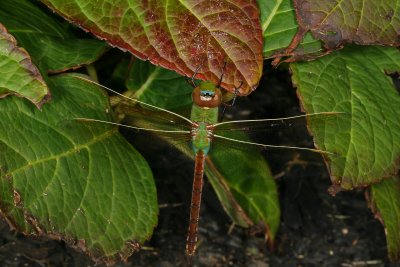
(220, 81, 243, 121)
(187, 61, 206, 88)
(217, 61, 228, 88)
(186, 76, 197, 88)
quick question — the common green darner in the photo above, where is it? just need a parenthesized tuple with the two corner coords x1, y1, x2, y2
(74, 75, 338, 258)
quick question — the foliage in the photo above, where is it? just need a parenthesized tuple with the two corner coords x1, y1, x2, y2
(0, 0, 399, 264)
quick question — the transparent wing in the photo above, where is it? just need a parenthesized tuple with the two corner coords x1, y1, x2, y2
(212, 112, 343, 133)
(210, 112, 346, 156)
(74, 75, 194, 132)
(211, 133, 333, 155)
(114, 96, 193, 132)
(75, 118, 193, 145)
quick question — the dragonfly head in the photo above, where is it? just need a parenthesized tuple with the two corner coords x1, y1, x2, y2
(192, 81, 222, 108)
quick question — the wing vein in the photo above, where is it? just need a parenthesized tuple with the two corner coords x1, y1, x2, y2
(212, 134, 333, 155)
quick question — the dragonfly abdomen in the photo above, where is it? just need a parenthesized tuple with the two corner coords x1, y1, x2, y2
(186, 150, 206, 257)
(185, 79, 221, 257)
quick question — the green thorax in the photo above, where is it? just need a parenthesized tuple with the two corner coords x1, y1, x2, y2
(190, 106, 218, 155)
(190, 104, 219, 124)
(190, 81, 222, 155)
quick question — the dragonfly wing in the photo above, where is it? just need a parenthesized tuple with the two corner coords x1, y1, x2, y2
(72, 75, 194, 151)
(211, 133, 334, 155)
(209, 112, 347, 156)
(75, 118, 193, 146)
(212, 112, 346, 149)
(114, 96, 193, 132)
(74, 74, 193, 132)
(213, 112, 345, 133)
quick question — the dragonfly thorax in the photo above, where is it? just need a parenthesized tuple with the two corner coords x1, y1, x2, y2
(191, 122, 213, 155)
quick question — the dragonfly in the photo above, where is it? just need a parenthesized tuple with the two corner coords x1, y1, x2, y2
(75, 75, 339, 258)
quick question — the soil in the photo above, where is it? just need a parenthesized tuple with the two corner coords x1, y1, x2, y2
(0, 66, 397, 267)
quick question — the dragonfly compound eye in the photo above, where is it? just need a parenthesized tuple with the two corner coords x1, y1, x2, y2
(192, 81, 223, 108)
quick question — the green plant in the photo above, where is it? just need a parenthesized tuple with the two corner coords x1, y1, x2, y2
(0, 0, 399, 264)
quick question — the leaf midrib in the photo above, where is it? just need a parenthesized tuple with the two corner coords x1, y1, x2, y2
(2, 128, 118, 179)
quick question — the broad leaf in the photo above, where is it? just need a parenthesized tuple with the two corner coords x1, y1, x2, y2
(0, 74, 158, 263)
(40, 0, 263, 95)
(293, 0, 400, 47)
(0, 0, 109, 74)
(258, 0, 322, 59)
(0, 23, 49, 108)
(204, 158, 253, 228)
(126, 60, 193, 110)
(291, 45, 400, 189)
(370, 177, 400, 261)
(208, 134, 280, 243)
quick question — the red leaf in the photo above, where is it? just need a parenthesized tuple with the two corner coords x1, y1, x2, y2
(294, 0, 400, 48)
(41, 0, 263, 95)
(0, 23, 50, 108)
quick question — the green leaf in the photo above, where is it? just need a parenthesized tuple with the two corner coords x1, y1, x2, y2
(0, 23, 49, 108)
(0, 74, 158, 263)
(0, 0, 109, 74)
(293, 0, 400, 47)
(126, 60, 193, 110)
(208, 132, 280, 242)
(291, 45, 400, 189)
(40, 0, 263, 95)
(258, 0, 322, 58)
(204, 158, 254, 228)
(370, 177, 400, 261)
